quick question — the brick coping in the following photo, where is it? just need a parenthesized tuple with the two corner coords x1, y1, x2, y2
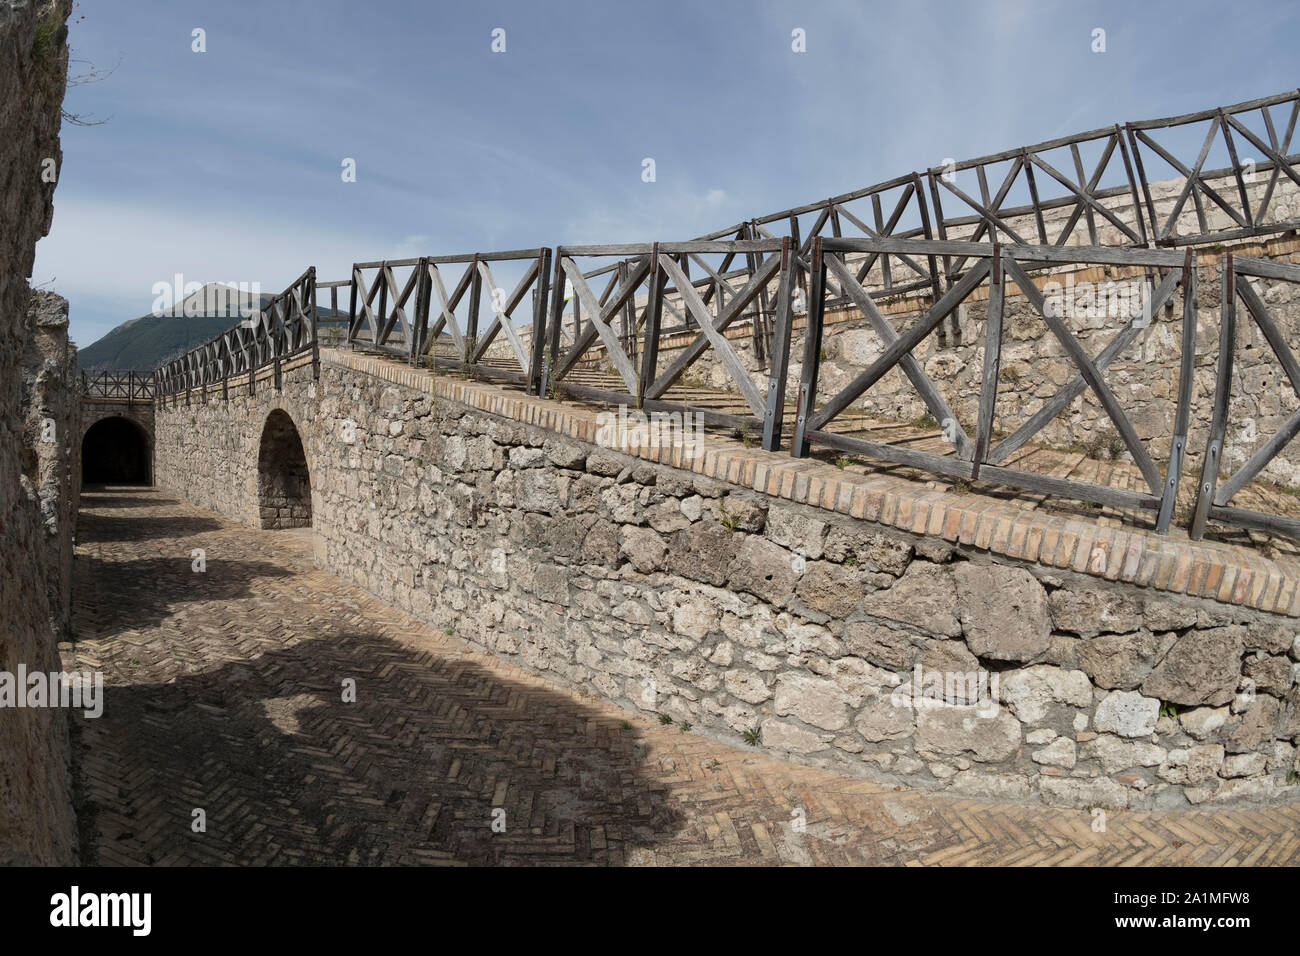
(313, 348, 1300, 616)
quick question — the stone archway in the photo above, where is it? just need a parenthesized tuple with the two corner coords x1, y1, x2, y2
(256, 409, 312, 529)
(81, 415, 152, 484)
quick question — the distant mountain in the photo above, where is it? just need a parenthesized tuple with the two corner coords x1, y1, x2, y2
(77, 283, 342, 372)
(77, 313, 247, 371)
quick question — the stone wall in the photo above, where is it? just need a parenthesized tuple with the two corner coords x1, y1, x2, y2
(155, 354, 1300, 810)
(22, 291, 80, 641)
(0, 0, 78, 865)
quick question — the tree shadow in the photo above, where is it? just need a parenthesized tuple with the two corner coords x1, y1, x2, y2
(73, 631, 683, 866)
(76, 512, 224, 544)
(79, 489, 177, 509)
(72, 555, 294, 639)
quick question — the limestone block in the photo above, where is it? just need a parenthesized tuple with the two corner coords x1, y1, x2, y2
(862, 562, 961, 637)
(774, 673, 851, 731)
(1093, 690, 1160, 738)
(727, 536, 797, 605)
(954, 563, 1051, 661)
(915, 706, 1022, 762)
(999, 666, 1093, 724)
(1140, 626, 1245, 707)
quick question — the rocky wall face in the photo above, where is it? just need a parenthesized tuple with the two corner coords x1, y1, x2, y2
(155, 358, 1300, 810)
(21, 291, 79, 641)
(0, 0, 78, 865)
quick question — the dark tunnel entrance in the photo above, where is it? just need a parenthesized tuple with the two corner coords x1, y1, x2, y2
(82, 416, 152, 484)
(257, 409, 312, 529)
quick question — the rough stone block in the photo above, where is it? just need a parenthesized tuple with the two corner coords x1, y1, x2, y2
(954, 563, 1051, 661)
(915, 706, 1022, 762)
(1140, 626, 1245, 707)
(862, 562, 961, 638)
(1093, 690, 1160, 738)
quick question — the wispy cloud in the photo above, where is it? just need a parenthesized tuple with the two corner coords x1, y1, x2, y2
(37, 0, 1300, 350)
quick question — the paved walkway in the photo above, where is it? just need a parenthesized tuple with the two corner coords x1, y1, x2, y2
(66, 487, 1300, 866)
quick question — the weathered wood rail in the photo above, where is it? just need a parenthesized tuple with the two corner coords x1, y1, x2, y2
(347, 248, 552, 394)
(1191, 253, 1300, 541)
(695, 89, 1300, 284)
(569, 89, 1300, 354)
(149, 89, 1300, 541)
(80, 370, 154, 401)
(792, 238, 1198, 530)
(539, 239, 799, 442)
(155, 267, 317, 402)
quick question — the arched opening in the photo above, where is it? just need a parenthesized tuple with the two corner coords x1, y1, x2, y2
(82, 416, 152, 484)
(257, 409, 312, 529)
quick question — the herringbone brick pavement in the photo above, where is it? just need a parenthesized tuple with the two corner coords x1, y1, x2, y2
(65, 487, 1300, 866)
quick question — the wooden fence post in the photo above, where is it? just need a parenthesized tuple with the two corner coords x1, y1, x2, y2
(791, 237, 825, 457)
(762, 237, 795, 452)
(1190, 253, 1234, 539)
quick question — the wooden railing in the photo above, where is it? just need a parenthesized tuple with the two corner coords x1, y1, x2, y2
(80, 370, 155, 401)
(1191, 253, 1300, 540)
(540, 239, 799, 441)
(155, 267, 316, 400)
(147, 89, 1300, 540)
(578, 89, 1300, 352)
(793, 237, 1197, 529)
(702, 90, 1300, 273)
(347, 248, 552, 393)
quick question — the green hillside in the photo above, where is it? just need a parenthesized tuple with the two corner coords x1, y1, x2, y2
(77, 312, 245, 371)
(78, 283, 346, 372)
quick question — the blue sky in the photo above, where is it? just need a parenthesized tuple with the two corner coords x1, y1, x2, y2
(33, 0, 1300, 351)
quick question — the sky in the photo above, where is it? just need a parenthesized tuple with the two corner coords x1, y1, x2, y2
(32, 0, 1300, 351)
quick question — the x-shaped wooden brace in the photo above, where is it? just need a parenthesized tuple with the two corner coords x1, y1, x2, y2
(239, 315, 263, 371)
(934, 156, 1032, 280)
(1025, 133, 1145, 246)
(1134, 121, 1251, 239)
(806, 259, 991, 433)
(239, 306, 268, 367)
(425, 260, 474, 356)
(823, 253, 973, 458)
(556, 255, 652, 392)
(284, 282, 312, 352)
(376, 263, 419, 347)
(472, 258, 540, 374)
(685, 252, 739, 313)
(645, 250, 784, 411)
(201, 340, 219, 385)
(935, 154, 1032, 246)
(835, 189, 933, 287)
(226, 325, 249, 374)
(1221, 101, 1300, 227)
(1210, 265, 1300, 504)
(985, 266, 1182, 471)
(656, 255, 770, 417)
(350, 267, 382, 342)
(1000, 255, 1164, 496)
